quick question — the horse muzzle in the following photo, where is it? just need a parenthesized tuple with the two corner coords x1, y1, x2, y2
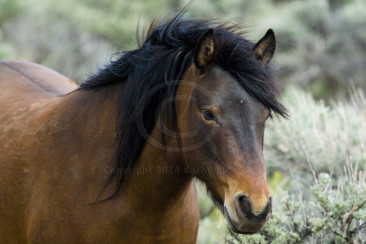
(224, 195, 272, 234)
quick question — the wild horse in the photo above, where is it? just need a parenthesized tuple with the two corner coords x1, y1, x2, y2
(0, 13, 286, 243)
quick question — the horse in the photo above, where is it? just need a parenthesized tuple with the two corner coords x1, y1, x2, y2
(0, 13, 287, 244)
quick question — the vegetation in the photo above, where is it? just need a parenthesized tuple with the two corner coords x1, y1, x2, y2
(1, 0, 365, 94)
(1, 0, 365, 243)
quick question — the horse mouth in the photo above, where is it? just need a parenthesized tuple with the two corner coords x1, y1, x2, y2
(224, 207, 264, 234)
(224, 209, 243, 233)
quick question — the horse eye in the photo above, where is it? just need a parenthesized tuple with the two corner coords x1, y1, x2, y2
(201, 110, 215, 121)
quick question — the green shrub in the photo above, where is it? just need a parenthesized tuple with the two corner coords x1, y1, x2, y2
(227, 170, 366, 243)
(265, 87, 366, 178)
(2, 0, 366, 96)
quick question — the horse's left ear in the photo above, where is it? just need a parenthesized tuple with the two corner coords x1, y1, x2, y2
(193, 29, 217, 72)
(253, 29, 276, 66)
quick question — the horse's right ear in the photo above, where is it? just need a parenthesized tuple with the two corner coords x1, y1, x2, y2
(193, 29, 217, 73)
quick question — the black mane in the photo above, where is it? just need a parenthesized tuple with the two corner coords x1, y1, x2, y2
(80, 12, 287, 198)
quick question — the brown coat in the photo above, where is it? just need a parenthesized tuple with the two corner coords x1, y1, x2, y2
(0, 61, 199, 243)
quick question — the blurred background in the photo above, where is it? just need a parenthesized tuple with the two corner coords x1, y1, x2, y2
(1, 0, 365, 243)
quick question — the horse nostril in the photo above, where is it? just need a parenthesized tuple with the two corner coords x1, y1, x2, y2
(261, 196, 272, 218)
(234, 194, 272, 220)
(235, 194, 252, 218)
(267, 196, 272, 206)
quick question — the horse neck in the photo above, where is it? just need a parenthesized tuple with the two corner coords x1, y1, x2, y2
(124, 123, 195, 211)
(54, 82, 195, 212)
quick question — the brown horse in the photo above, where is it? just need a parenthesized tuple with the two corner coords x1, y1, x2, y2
(0, 14, 287, 243)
